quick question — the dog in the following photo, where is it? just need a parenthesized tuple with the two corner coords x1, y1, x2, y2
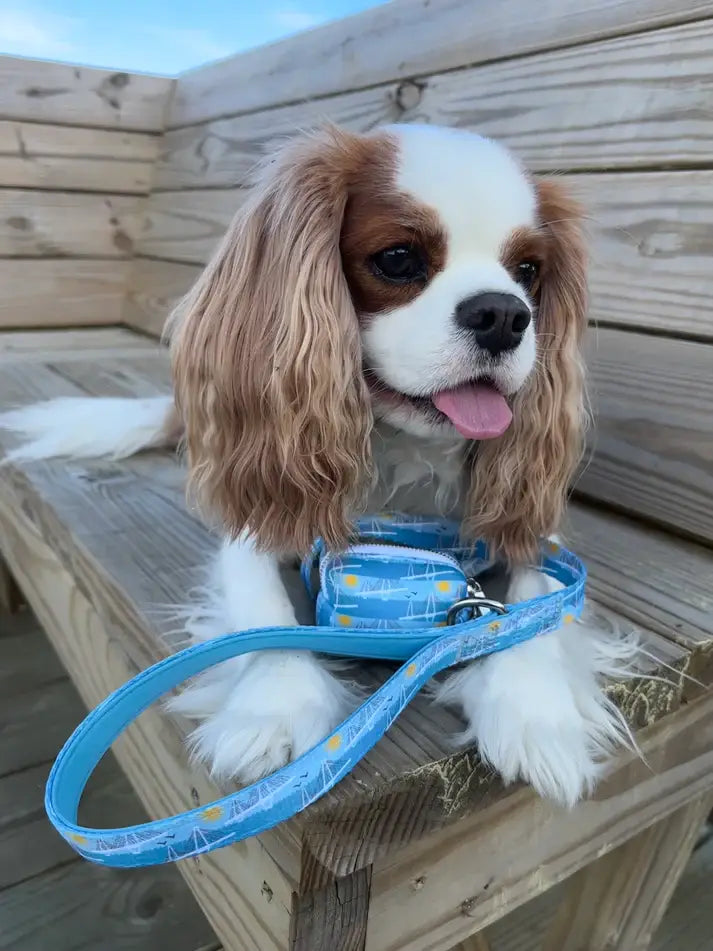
(0, 123, 635, 806)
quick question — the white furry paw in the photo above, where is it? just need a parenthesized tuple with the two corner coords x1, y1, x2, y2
(169, 651, 360, 784)
(436, 620, 632, 807)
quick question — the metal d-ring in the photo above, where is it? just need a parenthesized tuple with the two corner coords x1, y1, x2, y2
(446, 597, 508, 626)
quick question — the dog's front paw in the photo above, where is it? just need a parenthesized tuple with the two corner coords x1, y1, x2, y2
(474, 709, 602, 807)
(435, 627, 625, 807)
(171, 651, 359, 784)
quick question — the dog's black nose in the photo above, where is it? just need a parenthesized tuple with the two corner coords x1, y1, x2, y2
(455, 292, 531, 356)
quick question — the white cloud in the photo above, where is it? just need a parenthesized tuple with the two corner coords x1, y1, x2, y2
(272, 8, 327, 32)
(0, 6, 81, 59)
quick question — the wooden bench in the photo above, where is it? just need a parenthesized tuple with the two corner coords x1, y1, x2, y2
(1, 1, 713, 949)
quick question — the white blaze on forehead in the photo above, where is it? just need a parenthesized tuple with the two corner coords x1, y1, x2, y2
(387, 124, 537, 255)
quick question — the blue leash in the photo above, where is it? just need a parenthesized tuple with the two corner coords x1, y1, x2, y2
(45, 516, 586, 868)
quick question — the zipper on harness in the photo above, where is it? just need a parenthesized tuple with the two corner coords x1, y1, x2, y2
(319, 543, 464, 592)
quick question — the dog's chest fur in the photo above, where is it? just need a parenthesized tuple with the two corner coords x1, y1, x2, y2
(368, 422, 467, 517)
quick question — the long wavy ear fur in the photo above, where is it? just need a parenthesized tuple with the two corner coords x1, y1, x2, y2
(464, 179, 588, 563)
(168, 128, 373, 554)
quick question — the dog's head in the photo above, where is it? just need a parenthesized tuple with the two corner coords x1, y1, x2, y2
(170, 124, 588, 562)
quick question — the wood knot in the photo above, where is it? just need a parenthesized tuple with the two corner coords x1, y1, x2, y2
(261, 881, 274, 903)
(410, 875, 426, 891)
(394, 80, 424, 112)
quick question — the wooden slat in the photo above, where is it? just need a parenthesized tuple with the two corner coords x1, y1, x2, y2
(364, 690, 713, 951)
(158, 18, 713, 189)
(0, 679, 81, 776)
(0, 259, 130, 328)
(0, 858, 216, 951)
(138, 188, 243, 262)
(471, 828, 713, 950)
(124, 258, 201, 336)
(168, 0, 713, 125)
(581, 328, 713, 544)
(542, 792, 713, 951)
(0, 326, 161, 361)
(0, 55, 172, 131)
(0, 615, 65, 696)
(569, 503, 713, 681)
(0, 120, 158, 193)
(0, 190, 143, 258)
(579, 172, 713, 339)
(136, 172, 713, 340)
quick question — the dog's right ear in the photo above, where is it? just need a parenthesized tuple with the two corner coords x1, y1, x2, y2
(167, 128, 373, 554)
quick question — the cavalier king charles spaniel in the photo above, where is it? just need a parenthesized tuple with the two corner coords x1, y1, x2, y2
(0, 124, 635, 806)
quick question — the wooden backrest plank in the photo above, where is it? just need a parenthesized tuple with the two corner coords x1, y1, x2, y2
(580, 329, 713, 544)
(0, 190, 143, 259)
(0, 121, 158, 193)
(157, 18, 713, 190)
(168, 0, 713, 125)
(0, 56, 172, 131)
(0, 260, 131, 328)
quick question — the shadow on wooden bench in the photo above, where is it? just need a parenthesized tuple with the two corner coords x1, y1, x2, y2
(1, 326, 712, 951)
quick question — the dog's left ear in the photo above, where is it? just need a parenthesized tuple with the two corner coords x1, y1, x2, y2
(464, 178, 588, 563)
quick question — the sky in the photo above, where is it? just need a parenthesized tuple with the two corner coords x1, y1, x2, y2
(0, 0, 383, 75)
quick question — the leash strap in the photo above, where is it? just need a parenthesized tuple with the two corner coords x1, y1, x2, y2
(45, 540, 584, 868)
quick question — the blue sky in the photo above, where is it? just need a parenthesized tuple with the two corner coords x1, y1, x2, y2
(0, 0, 382, 75)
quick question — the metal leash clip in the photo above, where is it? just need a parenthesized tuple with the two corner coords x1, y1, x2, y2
(446, 579, 508, 626)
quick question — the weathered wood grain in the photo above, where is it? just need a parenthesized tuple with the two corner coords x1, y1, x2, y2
(578, 172, 713, 339)
(138, 188, 244, 262)
(0, 484, 295, 951)
(365, 690, 713, 951)
(0, 678, 83, 776)
(569, 503, 713, 690)
(124, 258, 201, 335)
(0, 120, 157, 193)
(291, 867, 372, 951)
(0, 326, 162, 362)
(0, 619, 64, 694)
(542, 792, 713, 951)
(0, 55, 172, 131)
(0, 190, 143, 258)
(581, 329, 713, 544)
(0, 756, 144, 890)
(0, 857, 215, 951)
(0, 259, 130, 328)
(158, 19, 713, 189)
(0, 121, 159, 162)
(168, 0, 713, 125)
(136, 172, 713, 340)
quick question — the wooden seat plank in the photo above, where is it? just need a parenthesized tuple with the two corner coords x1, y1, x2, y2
(1, 329, 712, 951)
(0, 337, 701, 812)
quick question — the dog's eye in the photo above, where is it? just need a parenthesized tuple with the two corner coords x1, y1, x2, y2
(516, 260, 540, 293)
(370, 245, 427, 284)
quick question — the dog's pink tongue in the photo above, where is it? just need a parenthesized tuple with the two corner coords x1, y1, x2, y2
(432, 383, 512, 439)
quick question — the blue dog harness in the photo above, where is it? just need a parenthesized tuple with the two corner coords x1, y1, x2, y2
(45, 514, 586, 868)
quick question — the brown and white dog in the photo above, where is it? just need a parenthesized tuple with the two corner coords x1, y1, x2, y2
(0, 124, 635, 805)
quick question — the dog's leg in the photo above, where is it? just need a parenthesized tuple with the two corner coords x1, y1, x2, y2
(168, 533, 360, 784)
(436, 568, 635, 806)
